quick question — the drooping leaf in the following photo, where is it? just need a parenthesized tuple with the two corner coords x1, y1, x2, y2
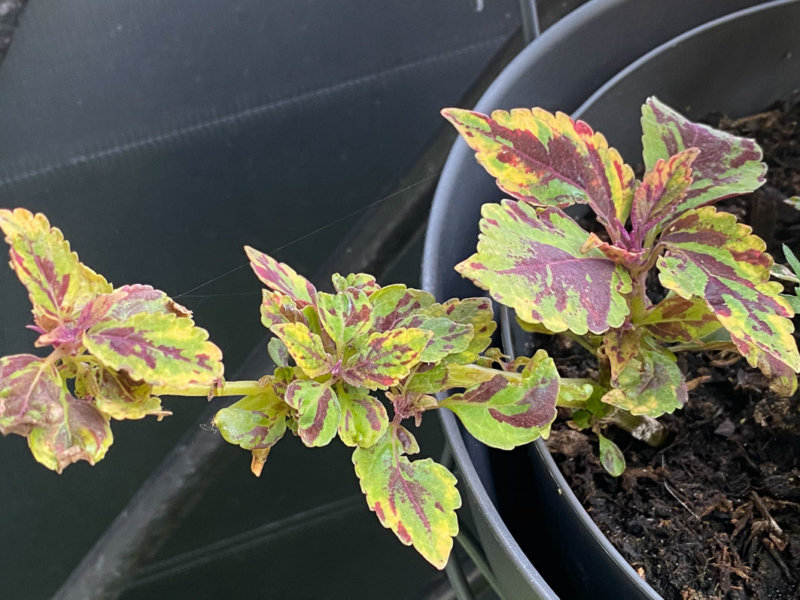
(442, 107, 635, 240)
(74, 364, 164, 420)
(0, 354, 112, 472)
(83, 311, 224, 387)
(597, 433, 625, 477)
(369, 284, 435, 332)
(640, 294, 722, 343)
(456, 200, 631, 335)
(213, 386, 288, 451)
(285, 380, 340, 447)
(332, 272, 380, 295)
(353, 429, 460, 569)
(316, 289, 373, 348)
(342, 328, 432, 390)
(602, 330, 687, 417)
(658, 207, 800, 394)
(640, 97, 766, 212)
(630, 149, 698, 244)
(244, 246, 316, 306)
(0, 208, 112, 330)
(270, 322, 330, 378)
(337, 386, 388, 448)
(441, 349, 559, 449)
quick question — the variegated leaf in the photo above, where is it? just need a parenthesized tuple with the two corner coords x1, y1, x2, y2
(83, 311, 224, 387)
(658, 207, 800, 394)
(456, 200, 631, 335)
(337, 386, 388, 448)
(641, 97, 766, 212)
(386, 390, 438, 427)
(630, 149, 698, 244)
(421, 297, 496, 364)
(267, 337, 290, 367)
(353, 429, 460, 569)
(441, 349, 558, 449)
(245, 246, 316, 306)
(0, 354, 112, 472)
(602, 330, 687, 417)
(316, 289, 373, 348)
(74, 364, 164, 420)
(0, 208, 112, 330)
(442, 107, 634, 240)
(640, 294, 721, 343)
(213, 386, 288, 451)
(285, 380, 339, 447)
(396, 314, 472, 364)
(597, 433, 625, 477)
(260, 290, 308, 329)
(270, 322, 330, 378)
(332, 272, 380, 295)
(342, 328, 432, 390)
(369, 284, 435, 332)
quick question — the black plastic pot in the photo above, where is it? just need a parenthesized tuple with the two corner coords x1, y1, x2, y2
(422, 0, 790, 599)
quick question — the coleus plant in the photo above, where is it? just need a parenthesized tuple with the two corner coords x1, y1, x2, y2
(1, 97, 798, 571)
(442, 96, 800, 474)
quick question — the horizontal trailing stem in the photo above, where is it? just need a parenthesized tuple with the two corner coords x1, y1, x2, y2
(152, 380, 266, 399)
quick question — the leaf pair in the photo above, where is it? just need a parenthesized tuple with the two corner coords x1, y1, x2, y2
(0, 209, 224, 471)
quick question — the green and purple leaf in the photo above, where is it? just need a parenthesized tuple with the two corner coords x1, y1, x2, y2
(316, 289, 374, 348)
(0, 354, 112, 472)
(0, 208, 112, 331)
(602, 330, 687, 417)
(597, 433, 625, 477)
(245, 246, 316, 307)
(369, 284, 435, 332)
(396, 314, 473, 364)
(285, 380, 340, 447)
(639, 294, 722, 343)
(74, 364, 165, 420)
(441, 349, 559, 449)
(82, 311, 224, 387)
(270, 322, 330, 378)
(442, 107, 635, 240)
(630, 149, 698, 245)
(267, 337, 290, 367)
(353, 429, 460, 569)
(457, 200, 631, 335)
(342, 328, 432, 390)
(213, 387, 288, 452)
(658, 207, 800, 394)
(332, 272, 381, 295)
(337, 386, 388, 448)
(641, 97, 766, 212)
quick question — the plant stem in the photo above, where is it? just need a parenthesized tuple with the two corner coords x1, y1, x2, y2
(152, 380, 266, 398)
(607, 410, 668, 447)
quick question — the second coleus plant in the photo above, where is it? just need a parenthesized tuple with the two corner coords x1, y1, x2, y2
(443, 96, 800, 472)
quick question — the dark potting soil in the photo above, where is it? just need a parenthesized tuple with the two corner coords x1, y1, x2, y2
(545, 100, 800, 599)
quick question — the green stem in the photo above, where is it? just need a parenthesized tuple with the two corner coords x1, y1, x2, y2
(563, 331, 598, 356)
(606, 410, 668, 447)
(152, 380, 266, 398)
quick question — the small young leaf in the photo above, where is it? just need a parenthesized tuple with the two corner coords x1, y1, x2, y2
(270, 322, 330, 378)
(658, 207, 800, 394)
(337, 386, 388, 448)
(267, 337, 290, 367)
(342, 328, 432, 390)
(369, 284, 435, 332)
(396, 314, 472, 364)
(783, 244, 800, 283)
(352, 429, 460, 569)
(441, 349, 559, 449)
(442, 107, 634, 240)
(244, 246, 317, 306)
(0, 208, 112, 330)
(213, 386, 288, 451)
(597, 433, 625, 477)
(456, 200, 631, 335)
(602, 330, 687, 417)
(285, 380, 339, 447)
(74, 364, 165, 420)
(332, 272, 380, 295)
(0, 354, 112, 472)
(640, 294, 722, 343)
(316, 289, 373, 348)
(435, 297, 496, 363)
(641, 97, 766, 212)
(630, 148, 698, 243)
(259, 290, 308, 329)
(83, 311, 224, 387)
